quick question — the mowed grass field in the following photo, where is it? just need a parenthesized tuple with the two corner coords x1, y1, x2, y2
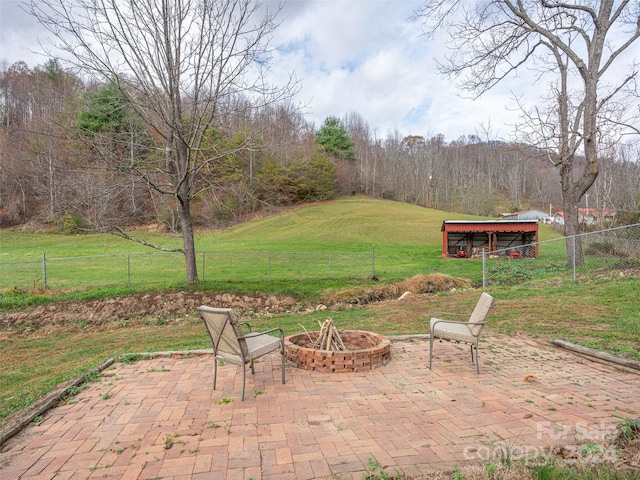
(0, 196, 638, 426)
(0, 196, 565, 291)
(1, 197, 491, 289)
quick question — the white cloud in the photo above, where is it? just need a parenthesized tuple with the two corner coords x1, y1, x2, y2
(0, 0, 522, 140)
(3, 0, 637, 142)
(268, 0, 520, 140)
(0, 0, 46, 66)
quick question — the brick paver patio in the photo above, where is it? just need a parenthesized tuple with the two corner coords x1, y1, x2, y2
(1, 335, 639, 479)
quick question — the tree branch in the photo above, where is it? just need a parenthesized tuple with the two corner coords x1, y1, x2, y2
(109, 225, 183, 253)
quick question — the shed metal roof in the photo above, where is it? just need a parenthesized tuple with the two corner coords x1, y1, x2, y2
(441, 220, 539, 233)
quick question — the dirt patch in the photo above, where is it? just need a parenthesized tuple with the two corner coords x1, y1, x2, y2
(1, 274, 468, 333)
(613, 417, 640, 470)
(0, 290, 306, 332)
(547, 419, 640, 476)
(326, 273, 471, 305)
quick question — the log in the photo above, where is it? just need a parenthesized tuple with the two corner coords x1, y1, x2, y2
(312, 318, 347, 351)
(334, 327, 346, 350)
(553, 340, 640, 372)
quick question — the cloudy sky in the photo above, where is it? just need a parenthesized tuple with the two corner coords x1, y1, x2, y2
(0, 0, 548, 141)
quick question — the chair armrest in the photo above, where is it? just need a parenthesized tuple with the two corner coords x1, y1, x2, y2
(430, 318, 469, 328)
(239, 327, 284, 340)
(430, 312, 469, 319)
(431, 319, 486, 326)
(238, 322, 253, 334)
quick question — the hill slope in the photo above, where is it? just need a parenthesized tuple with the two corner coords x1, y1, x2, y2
(2, 196, 563, 287)
(203, 196, 486, 250)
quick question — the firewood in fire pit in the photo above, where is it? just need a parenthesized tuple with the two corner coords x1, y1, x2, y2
(312, 318, 347, 351)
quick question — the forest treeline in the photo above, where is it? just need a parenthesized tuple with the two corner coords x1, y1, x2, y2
(1, 59, 639, 233)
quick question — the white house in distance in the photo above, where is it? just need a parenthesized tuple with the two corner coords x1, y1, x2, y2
(552, 208, 616, 226)
(553, 212, 565, 225)
(499, 209, 551, 223)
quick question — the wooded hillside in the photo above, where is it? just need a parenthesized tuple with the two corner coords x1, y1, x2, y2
(1, 59, 639, 232)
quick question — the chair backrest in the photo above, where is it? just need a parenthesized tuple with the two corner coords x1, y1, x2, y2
(198, 306, 248, 359)
(467, 292, 495, 336)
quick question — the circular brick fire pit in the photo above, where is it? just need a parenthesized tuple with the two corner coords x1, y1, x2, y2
(284, 330, 391, 373)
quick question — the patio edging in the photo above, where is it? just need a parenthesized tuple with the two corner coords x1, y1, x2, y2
(552, 339, 640, 373)
(0, 358, 115, 449)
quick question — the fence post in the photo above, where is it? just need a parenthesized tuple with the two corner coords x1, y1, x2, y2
(482, 249, 486, 289)
(42, 253, 47, 290)
(572, 235, 577, 283)
(371, 245, 376, 279)
(201, 252, 206, 283)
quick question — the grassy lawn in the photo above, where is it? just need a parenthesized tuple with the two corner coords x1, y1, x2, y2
(0, 196, 564, 290)
(1, 196, 638, 431)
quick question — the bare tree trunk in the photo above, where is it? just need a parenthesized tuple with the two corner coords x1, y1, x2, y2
(561, 183, 583, 268)
(47, 152, 55, 216)
(177, 198, 198, 284)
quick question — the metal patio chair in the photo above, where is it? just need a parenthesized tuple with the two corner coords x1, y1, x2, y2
(429, 292, 495, 373)
(198, 306, 285, 400)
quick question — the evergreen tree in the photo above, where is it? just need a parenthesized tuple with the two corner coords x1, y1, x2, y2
(315, 116, 355, 161)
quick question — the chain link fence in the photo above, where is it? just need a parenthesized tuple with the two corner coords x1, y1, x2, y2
(482, 223, 640, 287)
(0, 249, 376, 290)
(4, 226, 638, 291)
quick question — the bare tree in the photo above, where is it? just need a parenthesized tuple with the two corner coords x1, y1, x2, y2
(29, 0, 297, 283)
(417, 0, 640, 265)
(0, 61, 33, 128)
(609, 142, 640, 224)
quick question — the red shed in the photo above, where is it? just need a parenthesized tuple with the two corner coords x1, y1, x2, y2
(441, 220, 539, 258)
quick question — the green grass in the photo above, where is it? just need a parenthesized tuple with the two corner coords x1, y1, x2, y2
(0, 195, 636, 432)
(488, 277, 640, 355)
(364, 459, 640, 479)
(1, 197, 458, 258)
(0, 196, 563, 292)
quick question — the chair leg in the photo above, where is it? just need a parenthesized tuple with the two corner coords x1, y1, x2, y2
(280, 348, 286, 385)
(473, 343, 480, 374)
(241, 364, 246, 401)
(213, 357, 218, 391)
(429, 334, 434, 369)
